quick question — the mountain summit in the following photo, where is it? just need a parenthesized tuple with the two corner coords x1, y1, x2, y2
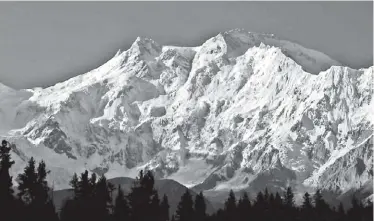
(0, 30, 372, 203)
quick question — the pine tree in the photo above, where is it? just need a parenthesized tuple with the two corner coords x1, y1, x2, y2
(313, 189, 330, 211)
(194, 192, 207, 221)
(283, 186, 295, 208)
(17, 158, 58, 221)
(151, 191, 161, 221)
(224, 190, 237, 221)
(108, 181, 115, 213)
(269, 193, 275, 207)
(127, 170, 159, 221)
(61, 173, 81, 221)
(268, 193, 277, 221)
(35, 161, 49, 204)
(78, 170, 91, 199)
(263, 188, 271, 218)
(273, 192, 285, 221)
(17, 157, 38, 204)
(36, 160, 59, 221)
(90, 172, 97, 194)
(313, 189, 331, 221)
(160, 194, 170, 221)
(237, 192, 251, 221)
(301, 192, 313, 221)
(93, 175, 112, 221)
(302, 192, 313, 210)
(70, 173, 79, 197)
(175, 189, 194, 221)
(0, 140, 16, 221)
(113, 185, 130, 221)
(264, 188, 270, 203)
(61, 170, 97, 221)
(274, 192, 282, 207)
(0, 140, 14, 196)
(254, 191, 266, 211)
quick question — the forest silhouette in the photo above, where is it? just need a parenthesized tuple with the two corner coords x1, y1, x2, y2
(0, 140, 372, 221)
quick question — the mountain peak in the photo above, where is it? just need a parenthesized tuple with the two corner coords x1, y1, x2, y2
(207, 29, 341, 74)
(129, 36, 162, 56)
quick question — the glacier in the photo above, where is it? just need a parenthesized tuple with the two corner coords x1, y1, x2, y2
(0, 29, 372, 203)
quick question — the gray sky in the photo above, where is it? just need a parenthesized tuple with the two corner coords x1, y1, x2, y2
(0, 2, 372, 89)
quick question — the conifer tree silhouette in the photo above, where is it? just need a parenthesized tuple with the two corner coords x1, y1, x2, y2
(36, 160, 59, 221)
(302, 192, 313, 210)
(264, 188, 270, 203)
(0, 140, 16, 221)
(17, 157, 38, 203)
(274, 192, 282, 207)
(313, 189, 332, 221)
(93, 175, 112, 221)
(283, 187, 296, 221)
(61, 170, 104, 221)
(237, 192, 251, 221)
(113, 184, 130, 221)
(301, 192, 313, 221)
(253, 190, 265, 219)
(160, 194, 170, 221)
(175, 189, 194, 221)
(283, 187, 295, 208)
(151, 191, 161, 221)
(17, 157, 58, 221)
(127, 170, 159, 221)
(194, 191, 207, 221)
(263, 188, 271, 220)
(2, 138, 374, 221)
(224, 190, 237, 221)
(70, 173, 79, 196)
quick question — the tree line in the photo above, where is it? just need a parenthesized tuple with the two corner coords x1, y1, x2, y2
(0, 140, 372, 221)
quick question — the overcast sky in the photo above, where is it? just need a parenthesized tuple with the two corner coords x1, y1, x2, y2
(0, 1, 372, 89)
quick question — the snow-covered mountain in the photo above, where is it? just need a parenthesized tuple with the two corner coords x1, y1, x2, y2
(0, 29, 372, 202)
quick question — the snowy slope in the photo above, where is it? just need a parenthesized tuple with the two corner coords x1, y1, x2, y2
(0, 30, 372, 201)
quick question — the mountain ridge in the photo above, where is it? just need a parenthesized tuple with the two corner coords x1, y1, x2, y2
(0, 29, 372, 204)
(0, 29, 349, 91)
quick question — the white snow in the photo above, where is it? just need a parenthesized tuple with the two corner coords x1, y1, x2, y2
(0, 29, 372, 195)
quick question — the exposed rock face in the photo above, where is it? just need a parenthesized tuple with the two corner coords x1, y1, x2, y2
(0, 30, 372, 203)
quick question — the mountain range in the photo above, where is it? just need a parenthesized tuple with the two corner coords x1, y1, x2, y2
(0, 29, 372, 205)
